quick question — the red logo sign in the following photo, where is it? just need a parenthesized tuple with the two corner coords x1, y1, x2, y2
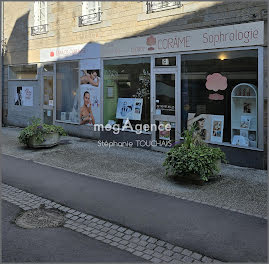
(50, 51, 55, 57)
(146, 35, 156, 51)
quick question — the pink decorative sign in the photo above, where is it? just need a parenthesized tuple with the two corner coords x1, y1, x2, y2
(206, 73, 227, 92)
(209, 93, 224, 100)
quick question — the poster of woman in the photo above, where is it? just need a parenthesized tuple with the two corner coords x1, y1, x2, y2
(80, 69, 101, 125)
(14, 87, 22, 106)
(14, 86, 33, 106)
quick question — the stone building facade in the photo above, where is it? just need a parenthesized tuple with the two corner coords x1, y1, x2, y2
(1, 1, 268, 169)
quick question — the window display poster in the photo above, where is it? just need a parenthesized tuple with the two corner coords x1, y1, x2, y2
(159, 121, 170, 141)
(14, 86, 33, 106)
(187, 113, 212, 141)
(240, 116, 251, 129)
(240, 129, 248, 138)
(116, 98, 143, 120)
(80, 68, 101, 125)
(210, 115, 224, 143)
(243, 103, 251, 113)
(232, 135, 249, 147)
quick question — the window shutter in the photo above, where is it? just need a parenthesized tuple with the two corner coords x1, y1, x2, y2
(40, 1, 47, 25)
(88, 1, 96, 12)
(34, 1, 47, 26)
(34, 1, 40, 26)
(82, 1, 100, 15)
(82, 1, 90, 16)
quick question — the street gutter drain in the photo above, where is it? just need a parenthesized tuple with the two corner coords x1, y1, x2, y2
(15, 206, 65, 229)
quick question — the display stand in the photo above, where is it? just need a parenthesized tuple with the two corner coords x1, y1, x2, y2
(231, 83, 257, 148)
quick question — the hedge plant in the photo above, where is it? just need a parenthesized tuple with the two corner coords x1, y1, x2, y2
(163, 125, 226, 181)
(18, 118, 67, 146)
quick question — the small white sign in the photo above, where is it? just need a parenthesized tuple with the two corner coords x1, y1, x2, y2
(156, 109, 161, 115)
(162, 58, 169, 65)
(107, 87, 114, 98)
(49, 100, 53, 106)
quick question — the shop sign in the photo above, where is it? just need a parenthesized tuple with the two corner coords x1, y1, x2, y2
(40, 43, 100, 62)
(101, 21, 264, 57)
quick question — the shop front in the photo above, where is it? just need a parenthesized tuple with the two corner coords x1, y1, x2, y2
(7, 21, 266, 168)
(100, 21, 265, 168)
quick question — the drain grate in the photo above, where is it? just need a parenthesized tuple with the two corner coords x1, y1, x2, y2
(15, 206, 65, 229)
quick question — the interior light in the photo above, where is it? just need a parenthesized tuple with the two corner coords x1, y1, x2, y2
(218, 54, 227, 61)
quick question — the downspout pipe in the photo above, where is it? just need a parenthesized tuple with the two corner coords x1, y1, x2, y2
(1, 1, 4, 126)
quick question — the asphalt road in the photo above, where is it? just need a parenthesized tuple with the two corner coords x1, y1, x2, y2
(2, 154, 267, 262)
(2, 201, 145, 262)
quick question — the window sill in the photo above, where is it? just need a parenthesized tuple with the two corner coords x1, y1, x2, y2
(177, 137, 263, 151)
(73, 19, 111, 33)
(79, 20, 102, 27)
(29, 30, 55, 40)
(31, 31, 48, 36)
(147, 4, 183, 14)
(8, 79, 38, 81)
(55, 120, 80, 125)
(138, 5, 184, 22)
(205, 140, 263, 152)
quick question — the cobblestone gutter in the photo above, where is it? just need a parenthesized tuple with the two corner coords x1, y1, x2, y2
(2, 183, 222, 263)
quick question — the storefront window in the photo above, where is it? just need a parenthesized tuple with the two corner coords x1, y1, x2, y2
(56, 62, 79, 123)
(156, 74, 175, 115)
(103, 57, 151, 128)
(9, 64, 37, 80)
(181, 49, 258, 148)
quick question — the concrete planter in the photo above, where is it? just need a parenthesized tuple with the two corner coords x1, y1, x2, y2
(27, 132, 60, 148)
(176, 159, 222, 184)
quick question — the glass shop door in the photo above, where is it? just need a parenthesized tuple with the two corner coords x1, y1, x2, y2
(42, 64, 56, 125)
(151, 68, 180, 150)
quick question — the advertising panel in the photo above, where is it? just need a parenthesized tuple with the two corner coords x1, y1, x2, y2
(14, 86, 33, 107)
(80, 60, 101, 126)
(116, 98, 143, 121)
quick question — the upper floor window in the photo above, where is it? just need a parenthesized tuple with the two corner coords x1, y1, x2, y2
(146, 1, 182, 13)
(79, 1, 101, 27)
(32, 1, 48, 36)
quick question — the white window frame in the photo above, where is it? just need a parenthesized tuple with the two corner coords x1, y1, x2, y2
(79, 1, 101, 26)
(8, 64, 38, 81)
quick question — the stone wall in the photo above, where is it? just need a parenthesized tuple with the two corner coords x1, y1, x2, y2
(2, 1, 267, 64)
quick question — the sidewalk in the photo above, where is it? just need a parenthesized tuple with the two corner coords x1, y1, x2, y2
(1, 126, 267, 218)
(2, 156, 266, 262)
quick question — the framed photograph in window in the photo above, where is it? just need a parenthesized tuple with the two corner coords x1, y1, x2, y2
(210, 115, 224, 143)
(240, 116, 251, 129)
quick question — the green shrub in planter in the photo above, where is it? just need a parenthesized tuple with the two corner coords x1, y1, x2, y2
(163, 125, 226, 182)
(18, 118, 67, 147)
